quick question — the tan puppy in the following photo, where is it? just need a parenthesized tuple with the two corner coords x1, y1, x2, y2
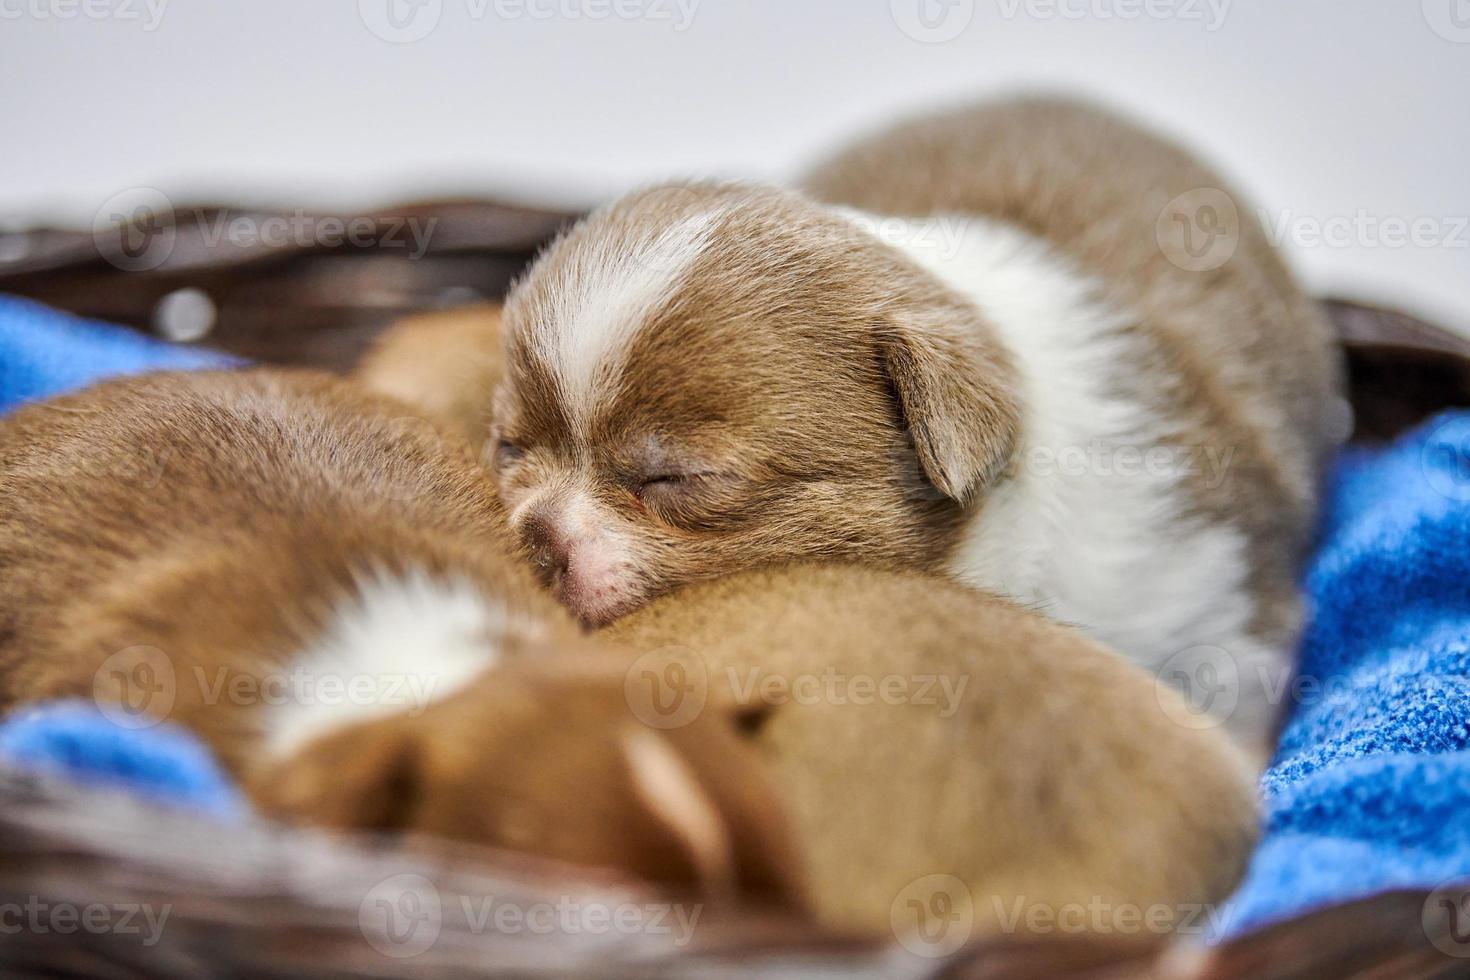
(356, 303, 507, 443)
(604, 565, 1259, 939)
(0, 370, 803, 908)
(479, 97, 1345, 750)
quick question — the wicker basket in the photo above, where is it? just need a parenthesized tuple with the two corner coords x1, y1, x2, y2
(1, 201, 1467, 978)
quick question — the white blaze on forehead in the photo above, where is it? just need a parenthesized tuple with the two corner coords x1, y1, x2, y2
(265, 569, 528, 759)
(537, 206, 724, 431)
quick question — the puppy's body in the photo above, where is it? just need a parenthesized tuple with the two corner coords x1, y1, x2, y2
(356, 303, 506, 444)
(0, 371, 801, 906)
(605, 565, 1259, 937)
(0, 371, 1255, 937)
(489, 98, 1345, 748)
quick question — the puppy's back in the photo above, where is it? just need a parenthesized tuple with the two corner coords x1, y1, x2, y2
(355, 304, 506, 443)
(604, 565, 1259, 937)
(802, 96, 1340, 462)
(804, 96, 1344, 665)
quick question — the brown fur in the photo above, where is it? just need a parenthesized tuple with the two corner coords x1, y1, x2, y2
(494, 181, 1019, 625)
(355, 303, 506, 445)
(255, 653, 809, 911)
(0, 370, 803, 909)
(0, 369, 544, 716)
(605, 565, 1259, 937)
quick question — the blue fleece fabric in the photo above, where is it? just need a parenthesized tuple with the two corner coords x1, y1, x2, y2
(1219, 419, 1470, 933)
(0, 294, 232, 416)
(0, 295, 240, 810)
(1, 294, 1468, 928)
(0, 702, 244, 818)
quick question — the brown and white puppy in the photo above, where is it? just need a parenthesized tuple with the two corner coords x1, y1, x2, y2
(605, 564, 1260, 938)
(0, 370, 803, 908)
(486, 97, 1347, 750)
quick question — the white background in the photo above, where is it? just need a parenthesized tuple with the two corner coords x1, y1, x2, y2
(2, 1, 1467, 329)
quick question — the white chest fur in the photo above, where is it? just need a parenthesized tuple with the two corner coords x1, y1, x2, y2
(264, 569, 509, 760)
(865, 213, 1279, 717)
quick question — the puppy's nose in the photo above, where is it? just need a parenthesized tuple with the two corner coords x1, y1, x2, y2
(520, 514, 570, 587)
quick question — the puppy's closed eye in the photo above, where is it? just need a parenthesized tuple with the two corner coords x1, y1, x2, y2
(628, 471, 743, 530)
(632, 472, 695, 500)
(628, 471, 706, 513)
(493, 437, 526, 470)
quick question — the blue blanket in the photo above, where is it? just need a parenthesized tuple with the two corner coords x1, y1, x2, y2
(0, 295, 231, 412)
(1219, 420, 1470, 932)
(1, 293, 1467, 933)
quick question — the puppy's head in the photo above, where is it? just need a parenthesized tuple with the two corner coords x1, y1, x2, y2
(493, 183, 1019, 625)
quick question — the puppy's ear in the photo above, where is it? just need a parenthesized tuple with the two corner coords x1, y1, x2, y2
(877, 304, 1021, 503)
(622, 728, 739, 900)
(622, 725, 809, 913)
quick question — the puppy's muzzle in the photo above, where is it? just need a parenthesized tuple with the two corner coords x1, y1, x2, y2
(519, 514, 571, 589)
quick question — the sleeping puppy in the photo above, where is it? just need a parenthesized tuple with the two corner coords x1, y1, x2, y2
(486, 97, 1346, 750)
(0, 370, 1252, 938)
(604, 564, 1259, 938)
(0, 370, 802, 909)
(278, 561, 1260, 940)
